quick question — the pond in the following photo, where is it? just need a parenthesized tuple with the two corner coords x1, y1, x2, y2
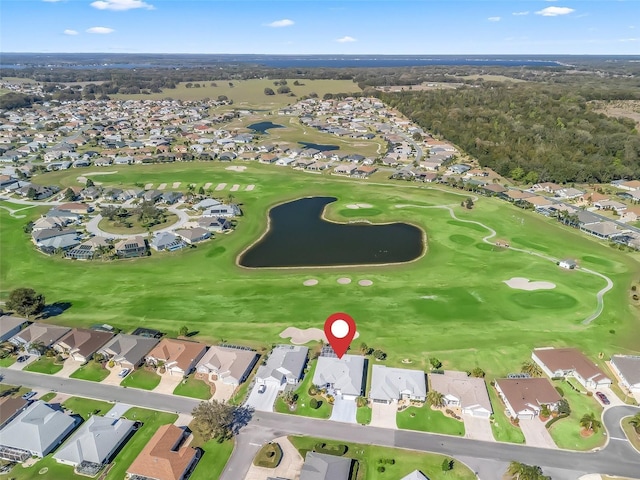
(299, 141, 339, 152)
(239, 197, 424, 268)
(248, 121, 284, 134)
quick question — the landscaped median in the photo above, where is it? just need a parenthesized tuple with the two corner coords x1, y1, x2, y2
(120, 367, 161, 390)
(622, 415, 640, 452)
(274, 359, 332, 419)
(396, 404, 465, 436)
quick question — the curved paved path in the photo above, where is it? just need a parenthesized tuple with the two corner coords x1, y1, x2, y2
(395, 203, 615, 324)
(85, 204, 191, 239)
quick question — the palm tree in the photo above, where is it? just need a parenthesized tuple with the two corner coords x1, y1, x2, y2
(628, 412, 640, 433)
(521, 361, 543, 377)
(580, 412, 602, 433)
(507, 461, 527, 480)
(427, 390, 445, 408)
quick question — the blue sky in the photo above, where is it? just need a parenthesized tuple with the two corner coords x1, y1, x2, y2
(1, 0, 638, 54)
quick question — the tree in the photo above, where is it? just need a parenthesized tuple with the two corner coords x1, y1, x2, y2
(198, 186, 205, 195)
(359, 342, 368, 353)
(412, 132, 423, 142)
(6, 288, 45, 319)
(179, 326, 189, 337)
(64, 188, 75, 201)
(470, 367, 485, 378)
(441, 458, 453, 471)
(277, 85, 291, 95)
(429, 357, 442, 369)
(264, 87, 275, 96)
(521, 361, 543, 377)
(629, 412, 640, 433)
(191, 400, 235, 440)
(85, 178, 95, 187)
(464, 197, 474, 209)
(506, 461, 549, 480)
(557, 398, 571, 416)
(580, 412, 602, 433)
(427, 390, 445, 408)
(26, 187, 37, 200)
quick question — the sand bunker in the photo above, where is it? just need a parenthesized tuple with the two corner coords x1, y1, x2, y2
(85, 171, 118, 176)
(215, 183, 227, 191)
(172, 182, 181, 188)
(345, 203, 374, 209)
(246, 184, 255, 191)
(303, 279, 319, 286)
(280, 327, 359, 345)
(157, 183, 167, 190)
(226, 166, 247, 172)
(204, 182, 212, 189)
(337, 277, 352, 285)
(144, 183, 153, 190)
(230, 184, 240, 192)
(358, 279, 373, 287)
(420, 295, 438, 300)
(504, 277, 556, 291)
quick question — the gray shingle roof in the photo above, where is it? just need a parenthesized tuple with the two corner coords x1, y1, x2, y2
(256, 345, 308, 384)
(369, 365, 426, 402)
(312, 354, 366, 397)
(299, 452, 352, 480)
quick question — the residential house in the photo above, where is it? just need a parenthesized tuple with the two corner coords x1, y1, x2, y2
(32, 228, 80, 253)
(114, 236, 147, 258)
(146, 338, 207, 376)
(65, 236, 110, 260)
(352, 166, 377, 178)
(0, 396, 29, 429)
(126, 425, 201, 480)
(532, 182, 563, 194)
(197, 217, 231, 232)
(556, 187, 584, 199)
(448, 164, 471, 175)
(80, 186, 102, 201)
(194, 198, 222, 210)
(481, 184, 508, 195)
(429, 371, 493, 418)
(532, 348, 612, 389)
(333, 164, 357, 176)
(299, 451, 352, 480)
(610, 355, 640, 393)
(53, 328, 114, 362)
(201, 203, 241, 218)
(617, 180, 640, 191)
(594, 200, 627, 213)
(160, 191, 182, 205)
(312, 354, 366, 400)
(503, 190, 536, 202)
(98, 334, 160, 369)
(579, 221, 620, 239)
(0, 315, 28, 342)
(369, 365, 426, 404)
(10, 323, 70, 355)
(150, 232, 186, 252)
(0, 401, 80, 461)
(195, 345, 259, 386)
(142, 190, 163, 203)
(495, 378, 562, 419)
(53, 415, 136, 468)
(175, 227, 211, 245)
(400, 471, 430, 480)
(58, 202, 92, 215)
(255, 345, 309, 389)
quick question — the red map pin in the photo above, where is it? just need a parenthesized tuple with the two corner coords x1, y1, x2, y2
(324, 312, 357, 359)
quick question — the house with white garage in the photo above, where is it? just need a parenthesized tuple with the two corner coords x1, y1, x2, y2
(201, 203, 241, 218)
(312, 354, 366, 400)
(495, 378, 562, 420)
(97, 334, 159, 369)
(610, 355, 640, 394)
(369, 365, 426, 404)
(299, 451, 352, 480)
(9, 323, 70, 356)
(53, 328, 114, 362)
(401, 471, 430, 480)
(0, 401, 80, 461)
(146, 338, 207, 376)
(175, 227, 211, 245)
(196, 345, 259, 386)
(255, 345, 308, 390)
(54, 415, 135, 468)
(429, 371, 493, 418)
(532, 347, 612, 389)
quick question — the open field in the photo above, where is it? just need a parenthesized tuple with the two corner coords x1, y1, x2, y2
(112, 78, 360, 108)
(3, 162, 640, 377)
(590, 100, 640, 129)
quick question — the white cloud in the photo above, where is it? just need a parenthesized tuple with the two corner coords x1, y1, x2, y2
(512, 11, 530, 16)
(86, 26, 115, 34)
(488, 16, 501, 22)
(265, 19, 294, 28)
(91, 0, 154, 11)
(63, 29, 79, 35)
(336, 36, 357, 43)
(619, 38, 639, 42)
(536, 6, 575, 16)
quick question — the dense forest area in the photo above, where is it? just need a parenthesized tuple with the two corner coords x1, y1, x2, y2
(380, 85, 640, 183)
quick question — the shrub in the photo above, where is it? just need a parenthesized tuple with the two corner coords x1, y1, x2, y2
(314, 443, 347, 456)
(310, 398, 320, 409)
(377, 466, 385, 473)
(308, 386, 318, 396)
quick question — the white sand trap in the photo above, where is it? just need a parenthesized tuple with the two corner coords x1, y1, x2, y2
(420, 295, 438, 300)
(245, 184, 255, 191)
(337, 277, 352, 285)
(280, 327, 359, 345)
(144, 183, 153, 190)
(358, 279, 373, 287)
(85, 171, 118, 176)
(215, 183, 227, 191)
(303, 279, 319, 286)
(204, 182, 212, 189)
(225, 166, 247, 172)
(504, 277, 556, 291)
(76, 176, 87, 184)
(172, 182, 181, 188)
(346, 203, 373, 209)
(157, 183, 167, 190)
(230, 184, 240, 192)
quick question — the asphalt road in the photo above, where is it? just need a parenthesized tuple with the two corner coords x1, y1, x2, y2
(2, 369, 639, 480)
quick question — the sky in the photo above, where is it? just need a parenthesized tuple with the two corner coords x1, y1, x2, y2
(1, 0, 639, 55)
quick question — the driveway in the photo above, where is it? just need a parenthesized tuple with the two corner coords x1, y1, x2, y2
(329, 395, 357, 424)
(463, 415, 494, 441)
(52, 358, 84, 378)
(245, 383, 279, 412)
(153, 373, 184, 394)
(7, 355, 36, 371)
(593, 387, 625, 407)
(519, 418, 557, 449)
(244, 436, 303, 480)
(104, 403, 131, 419)
(212, 379, 237, 402)
(101, 365, 127, 386)
(370, 402, 398, 429)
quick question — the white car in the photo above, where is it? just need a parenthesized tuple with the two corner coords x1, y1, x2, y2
(258, 384, 266, 394)
(118, 368, 130, 378)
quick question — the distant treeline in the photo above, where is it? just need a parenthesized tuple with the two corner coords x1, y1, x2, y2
(378, 85, 640, 183)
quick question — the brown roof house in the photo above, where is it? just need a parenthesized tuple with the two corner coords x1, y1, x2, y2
(126, 425, 201, 480)
(114, 236, 147, 258)
(195, 345, 259, 386)
(495, 378, 562, 420)
(532, 347, 612, 389)
(0, 396, 29, 429)
(146, 339, 207, 376)
(53, 328, 114, 362)
(9, 323, 70, 356)
(429, 371, 493, 418)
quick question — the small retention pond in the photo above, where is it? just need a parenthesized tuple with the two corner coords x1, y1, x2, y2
(238, 197, 424, 268)
(248, 122, 284, 133)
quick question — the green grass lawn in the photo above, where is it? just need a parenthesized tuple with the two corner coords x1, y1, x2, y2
(357, 406, 372, 425)
(3, 161, 640, 378)
(1, 454, 82, 480)
(120, 368, 161, 390)
(0, 355, 16, 367)
(189, 438, 234, 480)
(39, 392, 57, 402)
(548, 380, 606, 450)
(274, 360, 332, 419)
(69, 361, 110, 382)
(62, 397, 114, 419)
(173, 375, 212, 400)
(0, 384, 30, 397)
(98, 211, 178, 235)
(622, 418, 640, 452)
(23, 356, 64, 374)
(396, 405, 465, 436)
(487, 386, 525, 444)
(253, 442, 283, 467)
(289, 435, 476, 480)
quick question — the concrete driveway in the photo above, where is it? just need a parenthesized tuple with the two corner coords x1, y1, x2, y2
(212, 379, 237, 402)
(101, 365, 128, 386)
(245, 383, 279, 412)
(153, 373, 184, 394)
(52, 358, 84, 378)
(104, 403, 131, 419)
(370, 402, 398, 429)
(244, 437, 303, 480)
(519, 418, 557, 449)
(594, 387, 625, 407)
(329, 395, 357, 424)
(7, 355, 36, 370)
(463, 415, 494, 441)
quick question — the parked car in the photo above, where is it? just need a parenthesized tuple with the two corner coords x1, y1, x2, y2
(17, 355, 29, 363)
(257, 384, 266, 394)
(118, 368, 130, 378)
(596, 391, 610, 405)
(21, 391, 37, 400)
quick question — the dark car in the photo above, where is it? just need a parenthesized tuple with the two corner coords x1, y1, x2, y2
(17, 355, 29, 363)
(596, 391, 610, 405)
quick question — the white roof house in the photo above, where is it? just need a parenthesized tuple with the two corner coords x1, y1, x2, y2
(429, 371, 493, 418)
(256, 345, 308, 389)
(401, 471, 430, 480)
(610, 355, 640, 393)
(369, 365, 426, 404)
(312, 354, 366, 399)
(196, 345, 259, 386)
(54, 415, 135, 467)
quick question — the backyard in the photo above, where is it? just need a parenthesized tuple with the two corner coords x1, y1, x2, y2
(396, 405, 465, 436)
